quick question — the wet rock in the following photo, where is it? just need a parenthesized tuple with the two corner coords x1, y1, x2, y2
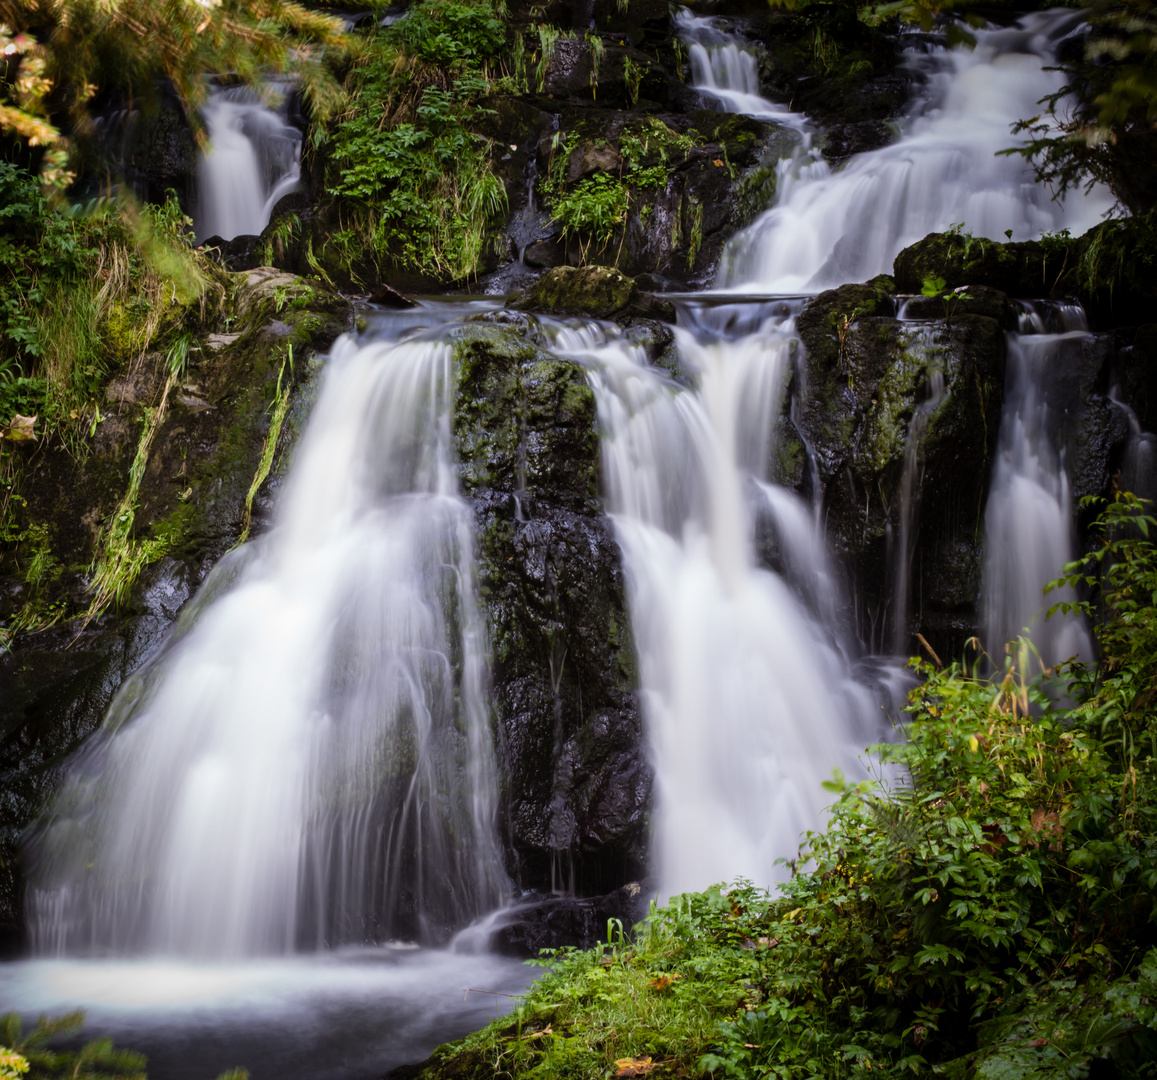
(795, 279, 1005, 655)
(513, 265, 637, 318)
(486, 881, 650, 957)
(893, 232, 1049, 297)
(452, 318, 647, 895)
(902, 285, 1017, 330)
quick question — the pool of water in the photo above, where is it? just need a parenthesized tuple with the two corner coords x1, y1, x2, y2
(0, 946, 535, 1080)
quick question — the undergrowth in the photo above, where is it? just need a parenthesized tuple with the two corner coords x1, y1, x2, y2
(325, 0, 512, 282)
(427, 493, 1157, 1080)
(0, 162, 224, 639)
(541, 119, 699, 261)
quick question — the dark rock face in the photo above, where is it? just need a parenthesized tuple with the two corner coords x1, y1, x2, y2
(452, 316, 648, 896)
(486, 881, 650, 957)
(0, 271, 350, 948)
(794, 278, 1006, 658)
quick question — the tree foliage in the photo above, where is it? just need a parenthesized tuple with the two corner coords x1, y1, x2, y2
(1009, 0, 1157, 213)
(0, 0, 349, 187)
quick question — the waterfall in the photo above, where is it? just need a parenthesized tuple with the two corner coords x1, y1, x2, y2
(195, 83, 302, 244)
(982, 302, 1093, 669)
(545, 304, 890, 898)
(26, 313, 509, 957)
(674, 7, 805, 126)
(888, 325, 947, 655)
(716, 9, 1116, 292)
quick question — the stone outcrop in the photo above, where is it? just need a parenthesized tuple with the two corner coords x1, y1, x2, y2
(453, 315, 648, 895)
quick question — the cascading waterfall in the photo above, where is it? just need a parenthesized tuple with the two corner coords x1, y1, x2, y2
(716, 9, 1116, 292)
(982, 301, 1093, 669)
(545, 303, 889, 897)
(674, 7, 805, 126)
(27, 311, 508, 958)
(195, 83, 302, 243)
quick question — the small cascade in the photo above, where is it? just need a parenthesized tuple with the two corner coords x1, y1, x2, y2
(888, 325, 947, 655)
(982, 301, 1093, 668)
(674, 7, 803, 126)
(27, 308, 509, 957)
(716, 9, 1115, 292)
(195, 83, 302, 243)
(545, 304, 891, 898)
(1112, 388, 1157, 506)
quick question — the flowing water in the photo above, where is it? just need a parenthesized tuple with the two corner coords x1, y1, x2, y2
(195, 84, 303, 243)
(2, 5, 1130, 1072)
(26, 305, 509, 959)
(716, 10, 1116, 292)
(543, 303, 893, 898)
(982, 302, 1094, 668)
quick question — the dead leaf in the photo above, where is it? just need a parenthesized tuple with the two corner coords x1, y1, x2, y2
(1, 414, 37, 442)
(1030, 808, 1064, 850)
(615, 1057, 655, 1077)
(1025, 1037, 1048, 1048)
(757, 936, 780, 948)
(980, 823, 1007, 854)
(650, 974, 682, 991)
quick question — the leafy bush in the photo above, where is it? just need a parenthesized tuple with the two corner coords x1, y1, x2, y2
(424, 493, 1157, 1080)
(325, 0, 510, 281)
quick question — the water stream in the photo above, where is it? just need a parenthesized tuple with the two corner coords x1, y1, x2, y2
(716, 10, 1115, 292)
(1, 6, 1131, 1073)
(982, 302, 1094, 668)
(544, 303, 894, 898)
(195, 84, 303, 243)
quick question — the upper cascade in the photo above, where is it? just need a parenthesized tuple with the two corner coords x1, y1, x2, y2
(674, 7, 808, 128)
(716, 9, 1117, 293)
(195, 82, 302, 244)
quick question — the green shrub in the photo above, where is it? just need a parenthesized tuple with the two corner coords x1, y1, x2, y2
(425, 494, 1157, 1080)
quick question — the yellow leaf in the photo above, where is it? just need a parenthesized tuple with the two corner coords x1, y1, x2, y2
(1, 413, 37, 442)
(969, 736, 979, 753)
(615, 1057, 655, 1077)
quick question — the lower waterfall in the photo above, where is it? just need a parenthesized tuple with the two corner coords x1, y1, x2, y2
(26, 310, 508, 958)
(982, 303, 1095, 669)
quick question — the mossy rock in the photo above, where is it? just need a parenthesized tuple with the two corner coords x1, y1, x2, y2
(893, 232, 1047, 297)
(450, 315, 647, 895)
(514, 265, 637, 318)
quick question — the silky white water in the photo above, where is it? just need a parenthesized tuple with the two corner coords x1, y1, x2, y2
(674, 7, 809, 128)
(717, 9, 1116, 292)
(27, 312, 508, 958)
(982, 303, 1093, 668)
(195, 84, 302, 243)
(545, 305, 891, 898)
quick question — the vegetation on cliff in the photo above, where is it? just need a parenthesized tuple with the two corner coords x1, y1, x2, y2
(414, 494, 1157, 1079)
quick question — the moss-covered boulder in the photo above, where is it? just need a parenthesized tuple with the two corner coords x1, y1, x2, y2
(794, 278, 1005, 657)
(452, 314, 647, 895)
(513, 265, 637, 318)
